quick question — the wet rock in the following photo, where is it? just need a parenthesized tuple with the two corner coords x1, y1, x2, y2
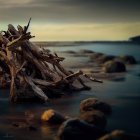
(98, 130, 140, 140)
(80, 98, 112, 115)
(79, 49, 94, 54)
(41, 109, 66, 124)
(57, 119, 104, 140)
(102, 61, 126, 73)
(80, 110, 107, 130)
(114, 55, 136, 64)
(90, 53, 103, 61)
(96, 55, 115, 64)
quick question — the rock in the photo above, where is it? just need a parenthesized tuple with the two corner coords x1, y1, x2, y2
(41, 109, 66, 124)
(96, 55, 115, 64)
(57, 119, 104, 140)
(114, 55, 136, 64)
(98, 130, 140, 140)
(102, 61, 126, 73)
(79, 49, 94, 54)
(90, 53, 103, 61)
(80, 110, 107, 130)
(80, 98, 112, 115)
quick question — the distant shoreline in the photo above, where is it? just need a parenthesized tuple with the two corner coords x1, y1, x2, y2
(33, 41, 140, 47)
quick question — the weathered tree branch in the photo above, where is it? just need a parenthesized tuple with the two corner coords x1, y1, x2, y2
(0, 22, 102, 103)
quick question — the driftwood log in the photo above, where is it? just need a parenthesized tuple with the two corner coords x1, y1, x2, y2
(0, 20, 102, 103)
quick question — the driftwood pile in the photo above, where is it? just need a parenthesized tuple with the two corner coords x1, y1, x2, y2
(0, 20, 101, 103)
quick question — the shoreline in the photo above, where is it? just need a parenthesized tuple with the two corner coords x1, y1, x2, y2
(0, 45, 140, 139)
(34, 41, 140, 47)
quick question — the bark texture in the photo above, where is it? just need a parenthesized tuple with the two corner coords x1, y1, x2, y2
(0, 20, 102, 102)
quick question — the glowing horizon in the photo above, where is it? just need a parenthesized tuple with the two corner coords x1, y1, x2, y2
(0, 0, 140, 41)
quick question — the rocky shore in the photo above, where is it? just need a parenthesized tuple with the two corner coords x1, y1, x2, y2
(0, 48, 137, 89)
(61, 49, 138, 81)
(0, 48, 139, 140)
(4, 98, 139, 140)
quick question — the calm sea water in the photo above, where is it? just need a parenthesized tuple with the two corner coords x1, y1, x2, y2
(47, 42, 140, 134)
(47, 42, 140, 61)
(0, 43, 140, 139)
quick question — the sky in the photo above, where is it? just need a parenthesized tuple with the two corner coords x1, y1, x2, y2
(0, 0, 140, 41)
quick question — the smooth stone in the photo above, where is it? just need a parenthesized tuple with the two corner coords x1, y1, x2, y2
(102, 61, 126, 73)
(57, 119, 104, 140)
(114, 55, 136, 64)
(80, 98, 112, 115)
(80, 110, 107, 130)
(96, 55, 115, 64)
(79, 49, 94, 54)
(90, 53, 103, 61)
(41, 109, 66, 124)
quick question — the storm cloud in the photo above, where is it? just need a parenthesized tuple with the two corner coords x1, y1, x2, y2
(0, 0, 140, 24)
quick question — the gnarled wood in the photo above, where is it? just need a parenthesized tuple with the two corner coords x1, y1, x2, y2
(0, 22, 102, 103)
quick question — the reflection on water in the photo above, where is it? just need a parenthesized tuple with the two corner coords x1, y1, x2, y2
(41, 125, 56, 140)
(0, 43, 140, 139)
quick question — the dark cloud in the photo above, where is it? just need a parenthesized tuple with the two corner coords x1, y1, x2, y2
(0, 0, 140, 24)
